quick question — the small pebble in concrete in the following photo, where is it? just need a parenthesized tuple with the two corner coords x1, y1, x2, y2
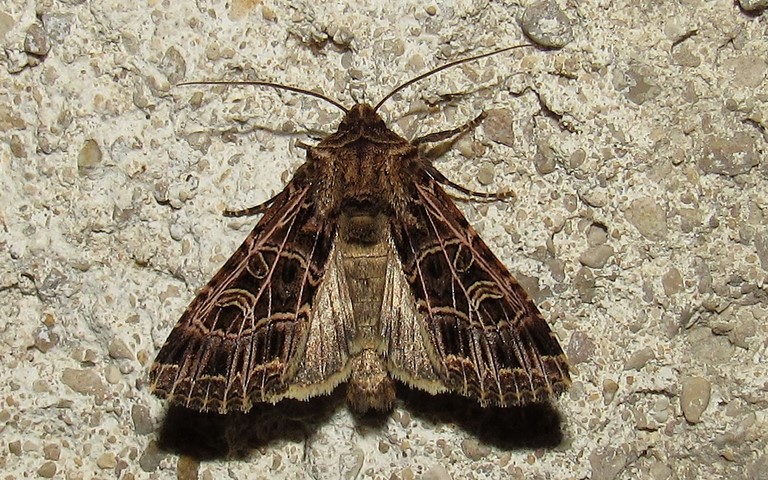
(521, 1, 574, 48)
(681, 376, 712, 424)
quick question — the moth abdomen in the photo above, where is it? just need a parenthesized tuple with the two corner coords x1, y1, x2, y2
(338, 210, 388, 245)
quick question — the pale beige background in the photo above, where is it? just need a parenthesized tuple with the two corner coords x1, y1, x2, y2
(1, 1, 766, 479)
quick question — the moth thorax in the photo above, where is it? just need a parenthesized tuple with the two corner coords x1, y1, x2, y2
(346, 349, 396, 413)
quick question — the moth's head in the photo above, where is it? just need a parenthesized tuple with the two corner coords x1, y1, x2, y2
(339, 104, 387, 131)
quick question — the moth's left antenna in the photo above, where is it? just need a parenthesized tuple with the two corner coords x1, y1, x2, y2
(177, 80, 349, 114)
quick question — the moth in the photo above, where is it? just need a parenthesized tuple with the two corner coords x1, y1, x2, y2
(149, 46, 571, 414)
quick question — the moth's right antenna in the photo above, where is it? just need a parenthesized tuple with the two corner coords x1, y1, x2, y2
(177, 80, 349, 114)
(373, 44, 536, 113)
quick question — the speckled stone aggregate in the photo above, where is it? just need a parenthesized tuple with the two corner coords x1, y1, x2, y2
(1, 1, 766, 479)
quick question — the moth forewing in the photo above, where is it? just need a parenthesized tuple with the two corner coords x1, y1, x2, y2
(150, 50, 570, 415)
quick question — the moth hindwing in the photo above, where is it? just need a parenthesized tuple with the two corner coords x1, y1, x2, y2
(150, 63, 571, 414)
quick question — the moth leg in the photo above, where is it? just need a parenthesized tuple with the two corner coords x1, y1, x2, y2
(423, 163, 515, 201)
(223, 193, 281, 217)
(412, 112, 487, 146)
(414, 112, 514, 201)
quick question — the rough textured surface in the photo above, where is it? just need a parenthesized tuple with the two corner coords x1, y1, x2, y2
(1, 1, 766, 479)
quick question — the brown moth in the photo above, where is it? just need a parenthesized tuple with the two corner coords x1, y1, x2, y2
(149, 46, 571, 414)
